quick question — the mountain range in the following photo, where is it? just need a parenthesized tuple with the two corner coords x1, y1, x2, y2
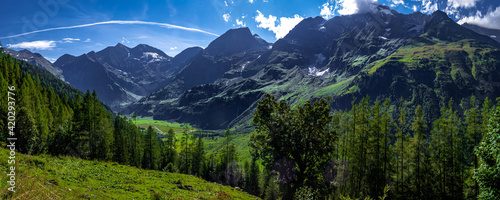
(125, 7, 500, 130)
(5, 6, 500, 131)
(49, 43, 201, 110)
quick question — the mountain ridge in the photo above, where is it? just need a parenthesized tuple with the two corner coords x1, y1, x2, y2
(123, 9, 500, 130)
(53, 43, 200, 110)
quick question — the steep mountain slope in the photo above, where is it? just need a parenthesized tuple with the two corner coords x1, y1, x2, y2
(124, 27, 270, 118)
(463, 23, 500, 43)
(58, 51, 134, 107)
(312, 10, 500, 119)
(125, 9, 500, 131)
(3, 48, 64, 79)
(54, 43, 199, 110)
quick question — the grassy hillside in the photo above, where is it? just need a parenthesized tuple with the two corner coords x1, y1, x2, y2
(0, 148, 258, 199)
(134, 118, 253, 163)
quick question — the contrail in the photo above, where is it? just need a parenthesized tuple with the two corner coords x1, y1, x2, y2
(0, 20, 220, 39)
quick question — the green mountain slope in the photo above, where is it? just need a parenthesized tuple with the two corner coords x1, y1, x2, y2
(0, 148, 257, 199)
(312, 11, 500, 121)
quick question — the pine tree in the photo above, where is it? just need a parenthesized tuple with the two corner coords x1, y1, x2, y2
(410, 105, 427, 198)
(464, 95, 481, 198)
(192, 135, 205, 176)
(474, 99, 500, 200)
(162, 128, 177, 172)
(180, 125, 192, 174)
(245, 158, 261, 195)
(381, 98, 391, 183)
(395, 99, 408, 198)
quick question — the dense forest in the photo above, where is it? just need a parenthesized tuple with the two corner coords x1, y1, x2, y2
(251, 94, 500, 200)
(1, 51, 500, 200)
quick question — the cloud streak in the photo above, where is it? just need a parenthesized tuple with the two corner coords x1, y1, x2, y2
(62, 38, 80, 43)
(0, 20, 219, 39)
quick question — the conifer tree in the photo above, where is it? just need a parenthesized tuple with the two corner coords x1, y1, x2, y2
(395, 99, 408, 198)
(465, 95, 481, 197)
(180, 125, 192, 174)
(410, 105, 427, 198)
(474, 99, 500, 200)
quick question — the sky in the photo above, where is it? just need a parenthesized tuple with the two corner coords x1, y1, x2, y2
(1, 0, 500, 62)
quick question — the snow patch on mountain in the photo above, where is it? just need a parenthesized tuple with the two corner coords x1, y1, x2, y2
(307, 54, 329, 77)
(378, 36, 388, 40)
(308, 67, 329, 77)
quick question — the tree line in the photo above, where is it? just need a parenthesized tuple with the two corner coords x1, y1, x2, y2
(251, 94, 500, 200)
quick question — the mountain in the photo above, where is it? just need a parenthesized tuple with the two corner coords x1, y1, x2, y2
(54, 43, 199, 110)
(57, 51, 134, 107)
(205, 27, 270, 55)
(126, 9, 500, 131)
(123, 27, 271, 117)
(3, 48, 64, 79)
(462, 23, 500, 43)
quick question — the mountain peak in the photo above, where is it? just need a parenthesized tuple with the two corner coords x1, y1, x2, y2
(205, 27, 268, 55)
(131, 44, 170, 58)
(424, 10, 453, 32)
(115, 43, 129, 49)
(53, 54, 76, 68)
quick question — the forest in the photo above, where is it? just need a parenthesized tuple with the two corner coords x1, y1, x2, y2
(1, 52, 500, 200)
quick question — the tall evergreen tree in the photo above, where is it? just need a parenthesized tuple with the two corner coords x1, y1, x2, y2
(410, 105, 427, 198)
(474, 99, 500, 200)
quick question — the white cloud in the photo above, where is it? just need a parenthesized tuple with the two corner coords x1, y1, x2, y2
(336, 0, 378, 15)
(84, 38, 91, 42)
(458, 6, 500, 30)
(320, 2, 335, 19)
(236, 19, 246, 26)
(223, 13, 231, 22)
(255, 10, 304, 39)
(170, 46, 178, 50)
(7, 40, 57, 50)
(0, 20, 219, 39)
(224, 0, 228, 6)
(249, 0, 254, 3)
(421, 0, 438, 14)
(62, 38, 80, 43)
(390, 0, 404, 5)
(413, 5, 417, 12)
(445, 0, 479, 18)
(447, 0, 478, 9)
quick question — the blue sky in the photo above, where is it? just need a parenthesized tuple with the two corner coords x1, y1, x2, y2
(1, 0, 500, 62)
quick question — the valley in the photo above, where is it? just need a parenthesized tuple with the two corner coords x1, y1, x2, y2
(2, 2, 500, 199)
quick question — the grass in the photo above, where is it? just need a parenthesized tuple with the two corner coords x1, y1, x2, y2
(133, 117, 195, 133)
(0, 148, 258, 199)
(315, 77, 354, 97)
(134, 118, 254, 165)
(203, 133, 253, 163)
